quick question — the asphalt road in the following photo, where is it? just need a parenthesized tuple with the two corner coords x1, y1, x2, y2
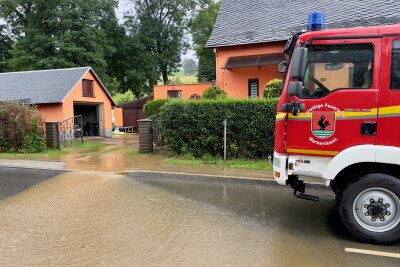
(0, 167, 399, 266)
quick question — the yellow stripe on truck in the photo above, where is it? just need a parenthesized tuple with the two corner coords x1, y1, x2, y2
(287, 148, 339, 156)
(276, 113, 287, 120)
(379, 105, 400, 116)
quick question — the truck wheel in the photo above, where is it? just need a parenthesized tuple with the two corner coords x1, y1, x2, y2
(338, 173, 400, 244)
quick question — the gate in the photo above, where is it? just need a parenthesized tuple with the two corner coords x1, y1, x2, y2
(150, 115, 164, 147)
(58, 115, 84, 149)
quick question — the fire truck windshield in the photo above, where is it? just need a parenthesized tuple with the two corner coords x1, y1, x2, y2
(299, 44, 374, 98)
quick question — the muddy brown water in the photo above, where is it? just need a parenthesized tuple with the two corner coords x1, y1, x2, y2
(0, 169, 399, 266)
(58, 135, 272, 179)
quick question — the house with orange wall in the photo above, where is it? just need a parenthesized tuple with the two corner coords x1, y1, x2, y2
(154, 82, 213, 100)
(203, 0, 400, 99)
(0, 67, 116, 137)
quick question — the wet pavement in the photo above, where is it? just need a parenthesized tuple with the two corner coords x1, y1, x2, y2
(0, 167, 398, 266)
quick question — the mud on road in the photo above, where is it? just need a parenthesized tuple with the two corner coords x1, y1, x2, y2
(0, 167, 399, 266)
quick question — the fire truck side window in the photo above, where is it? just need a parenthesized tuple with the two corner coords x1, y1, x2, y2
(390, 40, 400, 90)
(300, 44, 374, 98)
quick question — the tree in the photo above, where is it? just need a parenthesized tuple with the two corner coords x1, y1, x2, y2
(113, 90, 136, 105)
(182, 58, 197, 75)
(189, 0, 220, 82)
(0, 0, 121, 89)
(0, 0, 35, 37)
(131, 0, 196, 85)
(0, 25, 13, 72)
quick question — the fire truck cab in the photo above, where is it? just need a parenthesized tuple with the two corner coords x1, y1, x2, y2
(274, 15, 400, 244)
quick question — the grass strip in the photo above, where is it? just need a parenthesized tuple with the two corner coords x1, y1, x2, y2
(0, 149, 69, 160)
(165, 156, 273, 171)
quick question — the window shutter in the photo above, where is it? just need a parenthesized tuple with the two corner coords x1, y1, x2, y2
(83, 80, 94, 97)
(249, 80, 259, 98)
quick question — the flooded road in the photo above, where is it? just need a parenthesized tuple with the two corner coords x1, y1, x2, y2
(61, 135, 273, 179)
(0, 168, 399, 266)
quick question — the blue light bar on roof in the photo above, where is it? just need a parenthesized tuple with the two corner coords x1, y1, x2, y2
(308, 12, 326, 31)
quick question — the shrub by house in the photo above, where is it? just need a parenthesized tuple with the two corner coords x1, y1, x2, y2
(160, 99, 278, 159)
(0, 102, 46, 153)
(264, 79, 282, 99)
(202, 86, 227, 100)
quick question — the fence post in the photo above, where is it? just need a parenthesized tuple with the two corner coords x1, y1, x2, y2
(45, 122, 61, 150)
(223, 119, 228, 161)
(138, 119, 153, 153)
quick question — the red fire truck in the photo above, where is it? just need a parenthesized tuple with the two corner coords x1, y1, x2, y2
(274, 15, 400, 244)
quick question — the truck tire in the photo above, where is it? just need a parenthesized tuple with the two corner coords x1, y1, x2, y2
(337, 172, 400, 244)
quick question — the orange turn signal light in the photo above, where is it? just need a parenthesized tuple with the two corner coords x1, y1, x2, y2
(275, 172, 281, 178)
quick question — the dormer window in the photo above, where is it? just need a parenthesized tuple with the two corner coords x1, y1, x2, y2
(83, 80, 94, 97)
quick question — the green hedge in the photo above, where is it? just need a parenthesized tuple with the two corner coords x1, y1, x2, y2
(160, 99, 278, 159)
(144, 99, 171, 117)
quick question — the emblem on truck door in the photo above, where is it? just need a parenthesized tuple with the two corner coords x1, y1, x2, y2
(312, 111, 335, 139)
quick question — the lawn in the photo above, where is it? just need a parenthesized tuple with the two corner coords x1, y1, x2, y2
(164, 155, 273, 171)
(0, 142, 109, 160)
(0, 149, 69, 160)
(74, 142, 109, 150)
(158, 71, 198, 85)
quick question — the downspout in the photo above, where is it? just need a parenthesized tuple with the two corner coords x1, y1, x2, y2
(214, 48, 218, 86)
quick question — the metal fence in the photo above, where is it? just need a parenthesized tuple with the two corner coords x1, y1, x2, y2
(58, 115, 84, 149)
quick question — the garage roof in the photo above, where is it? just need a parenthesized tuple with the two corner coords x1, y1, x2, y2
(206, 0, 400, 48)
(0, 67, 115, 105)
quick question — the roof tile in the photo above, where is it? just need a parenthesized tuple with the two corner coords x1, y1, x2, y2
(207, 0, 400, 47)
(0, 67, 91, 104)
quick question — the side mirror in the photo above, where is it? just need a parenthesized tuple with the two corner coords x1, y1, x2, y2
(290, 47, 308, 81)
(278, 61, 288, 73)
(288, 82, 303, 97)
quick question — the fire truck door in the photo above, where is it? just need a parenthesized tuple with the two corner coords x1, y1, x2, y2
(377, 37, 400, 148)
(285, 39, 381, 158)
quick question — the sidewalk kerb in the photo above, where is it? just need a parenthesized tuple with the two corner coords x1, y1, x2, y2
(125, 170, 328, 190)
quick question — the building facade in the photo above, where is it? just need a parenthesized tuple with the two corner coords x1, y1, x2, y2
(0, 67, 115, 137)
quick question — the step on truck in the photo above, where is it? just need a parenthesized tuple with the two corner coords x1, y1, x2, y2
(274, 12, 400, 244)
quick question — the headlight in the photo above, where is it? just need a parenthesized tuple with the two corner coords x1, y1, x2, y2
(273, 157, 281, 168)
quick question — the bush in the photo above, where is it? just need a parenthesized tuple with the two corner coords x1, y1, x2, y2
(0, 102, 46, 153)
(160, 98, 278, 159)
(202, 86, 227, 100)
(264, 79, 282, 99)
(144, 99, 172, 117)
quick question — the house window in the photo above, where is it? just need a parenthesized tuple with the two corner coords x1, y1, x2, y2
(167, 90, 181, 98)
(248, 79, 259, 98)
(83, 80, 94, 97)
(391, 40, 400, 90)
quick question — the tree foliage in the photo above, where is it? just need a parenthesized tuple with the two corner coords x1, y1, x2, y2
(0, 0, 119, 83)
(0, 0, 215, 97)
(0, 25, 13, 72)
(113, 90, 136, 105)
(182, 58, 198, 75)
(189, 0, 220, 82)
(131, 0, 195, 85)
